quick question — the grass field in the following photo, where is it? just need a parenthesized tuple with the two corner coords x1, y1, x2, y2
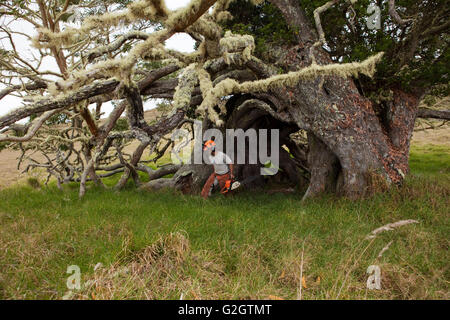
(0, 144, 448, 300)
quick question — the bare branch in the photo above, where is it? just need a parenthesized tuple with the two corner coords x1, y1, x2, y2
(0, 80, 47, 101)
(417, 108, 450, 120)
(0, 79, 118, 129)
(87, 31, 150, 62)
(0, 109, 59, 142)
(388, 0, 414, 26)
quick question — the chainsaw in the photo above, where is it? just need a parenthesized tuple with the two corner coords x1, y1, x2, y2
(220, 175, 261, 194)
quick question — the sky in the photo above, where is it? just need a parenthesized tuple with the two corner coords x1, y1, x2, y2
(0, 0, 195, 119)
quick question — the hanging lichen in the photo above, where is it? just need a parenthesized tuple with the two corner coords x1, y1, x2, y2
(196, 66, 223, 124)
(198, 52, 384, 124)
(172, 63, 199, 112)
(219, 31, 255, 64)
(34, 0, 169, 48)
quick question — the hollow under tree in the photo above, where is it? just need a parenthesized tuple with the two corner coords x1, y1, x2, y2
(0, 0, 448, 199)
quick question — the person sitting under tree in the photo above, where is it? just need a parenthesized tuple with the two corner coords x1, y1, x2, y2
(201, 139, 234, 199)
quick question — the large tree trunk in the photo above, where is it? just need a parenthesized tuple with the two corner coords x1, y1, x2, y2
(267, 0, 421, 199)
(286, 71, 420, 198)
(302, 133, 340, 199)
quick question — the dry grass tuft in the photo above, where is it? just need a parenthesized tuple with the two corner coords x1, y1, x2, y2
(73, 231, 190, 299)
(366, 170, 390, 195)
(27, 177, 41, 189)
(380, 263, 445, 299)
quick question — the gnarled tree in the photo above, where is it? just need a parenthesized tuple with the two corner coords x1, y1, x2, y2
(0, 0, 448, 199)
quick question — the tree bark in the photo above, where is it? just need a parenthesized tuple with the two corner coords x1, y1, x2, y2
(417, 108, 450, 120)
(302, 133, 339, 200)
(267, 0, 421, 198)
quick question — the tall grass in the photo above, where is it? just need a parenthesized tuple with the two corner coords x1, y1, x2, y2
(0, 146, 448, 299)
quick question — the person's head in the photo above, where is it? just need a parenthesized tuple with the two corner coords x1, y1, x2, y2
(203, 139, 216, 155)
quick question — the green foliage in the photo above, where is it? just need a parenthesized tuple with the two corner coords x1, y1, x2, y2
(225, 0, 449, 94)
(222, 1, 296, 56)
(113, 117, 129, 131)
